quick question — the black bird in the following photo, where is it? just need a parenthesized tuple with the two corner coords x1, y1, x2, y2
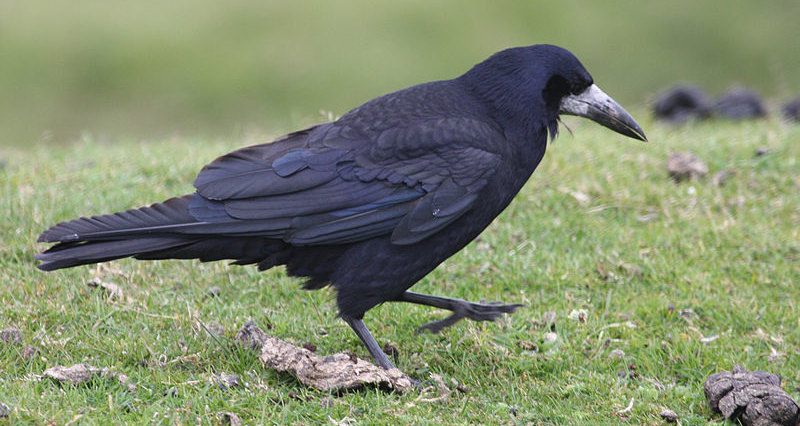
(36, 45, 646, 371)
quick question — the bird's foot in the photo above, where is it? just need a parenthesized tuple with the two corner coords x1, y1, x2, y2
(404, 374, 425, 390)
(415, 300, 524, 334)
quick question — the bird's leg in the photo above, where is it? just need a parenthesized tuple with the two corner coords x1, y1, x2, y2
(341, 314, 395, 370)
(393, 291, 524, 334)
(342, 315, 428, 389)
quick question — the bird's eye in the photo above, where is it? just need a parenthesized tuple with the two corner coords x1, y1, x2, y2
(543, 75, 571, 106)
(572, 77, 593, 95)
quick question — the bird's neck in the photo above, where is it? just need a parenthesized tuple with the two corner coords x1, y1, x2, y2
(455, 73, 556, 145)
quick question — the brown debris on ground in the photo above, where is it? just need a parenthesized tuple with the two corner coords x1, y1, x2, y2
(381, 342, 399, 361)
(704, 365, 799, 426)
(667, 152, 708, 182)
(0, 328, 22, 346)
(87, 278, 123, 299)
(659, 408, 679, 423)
(22, 345, 38, 361)
(217, 412, 243, 426)
(42, 364, 136, 392)
(235, 320, 269, 350)
(212, 373, 240, 390)
(236, 322, 412, 393)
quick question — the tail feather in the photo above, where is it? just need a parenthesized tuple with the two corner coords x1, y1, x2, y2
(36, 194, 288, 271)
(36, 237, 194, 271)
(38, 196, 196, 243)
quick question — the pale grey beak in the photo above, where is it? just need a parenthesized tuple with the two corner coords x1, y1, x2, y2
(560, 84, 647, 141)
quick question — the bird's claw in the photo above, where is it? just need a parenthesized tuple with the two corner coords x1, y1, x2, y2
(415, 300, 524, 334)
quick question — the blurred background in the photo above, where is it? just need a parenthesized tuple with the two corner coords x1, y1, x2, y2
(1, 0, 798, 147)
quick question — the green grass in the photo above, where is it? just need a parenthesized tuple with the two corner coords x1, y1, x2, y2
(1, 116, 799, 424)
(2, 0, 800, 146)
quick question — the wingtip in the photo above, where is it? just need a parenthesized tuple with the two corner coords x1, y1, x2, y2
(36, 227, 52, 243)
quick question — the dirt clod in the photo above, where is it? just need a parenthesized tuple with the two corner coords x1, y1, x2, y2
(517, 340, 538, 351)
(43, 364, 100, 385)
(608, 349, 625, 359)
(713, 88, 767, 120)
(782, 99, 800, 122)
(116, 373, 135, 392)
(667, 152, 708, 182)
(206, 286, 222, 298)
(87, 279, 123, 299)
(43, 364, 136, 392)
(217, 412, 243, 426)
(453, 380, 470, 394)
(214, 374, 240, 390)
(660, 409, 679, 423)
(1, 328, 22, 346)
(238, 322, 412, 393)
(235, 320, 269, 350)
(381, 342, 399, 361)
(22, 345, 38, 360)
(653, 85, 712, 123)
(704, 365, 799, 425)
(302, 342, 318, 353)
(568, 309, 588, 323)
(618, 363, 639, 380)
(0, 327, 22, 346)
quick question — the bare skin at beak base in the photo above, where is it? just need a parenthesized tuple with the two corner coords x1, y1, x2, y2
(560, 84, 647, 142)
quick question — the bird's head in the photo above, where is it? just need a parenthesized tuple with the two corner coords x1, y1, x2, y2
(459, 44, 646, 142)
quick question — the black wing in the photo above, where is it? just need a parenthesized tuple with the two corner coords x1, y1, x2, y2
(190, 118, 503, 246)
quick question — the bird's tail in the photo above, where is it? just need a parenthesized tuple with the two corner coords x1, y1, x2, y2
(36, 195, 286, 271)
